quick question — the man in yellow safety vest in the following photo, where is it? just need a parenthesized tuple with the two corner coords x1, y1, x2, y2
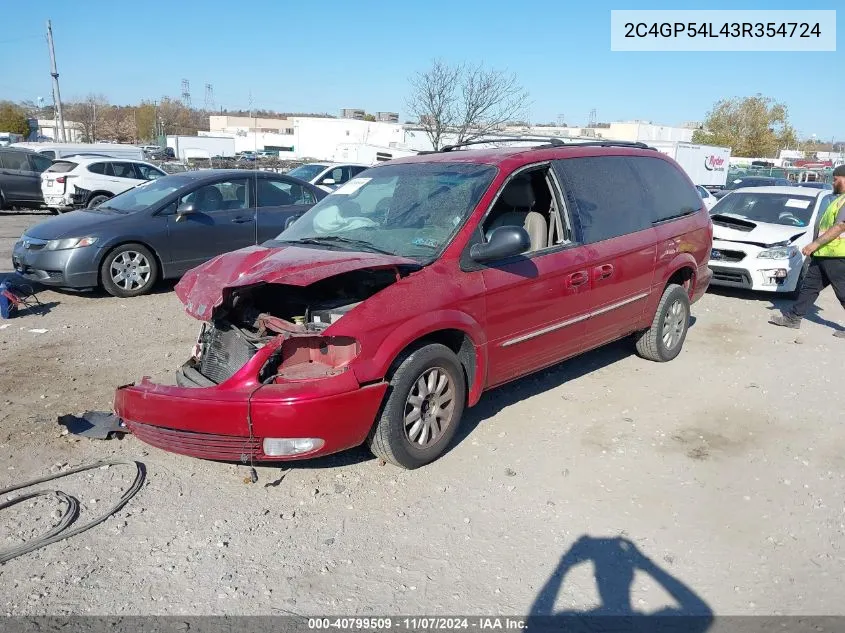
(770, 165, 845, 336)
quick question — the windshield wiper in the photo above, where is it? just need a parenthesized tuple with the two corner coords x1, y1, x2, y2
(279, 236, 395, 255)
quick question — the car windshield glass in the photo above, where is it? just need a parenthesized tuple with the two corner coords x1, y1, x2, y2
(710, 192, 817, 227)
(98, 176, 184, 213)
(274, 162, 497, 260)
(287, 164, 327, 181)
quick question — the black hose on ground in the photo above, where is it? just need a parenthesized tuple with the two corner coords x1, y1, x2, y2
(0, 459, 145, 565)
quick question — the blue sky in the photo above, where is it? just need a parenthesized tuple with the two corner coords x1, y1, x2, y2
(1, 0, 841, 138)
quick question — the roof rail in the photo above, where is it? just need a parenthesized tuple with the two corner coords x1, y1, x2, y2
(440, 137, 566, 152)
(438, 137, 655, 152)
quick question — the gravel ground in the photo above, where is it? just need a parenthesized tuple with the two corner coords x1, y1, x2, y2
(1, 210, 844, 617)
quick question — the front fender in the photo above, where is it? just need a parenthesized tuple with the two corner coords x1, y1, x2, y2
(350, 309, 488, 407)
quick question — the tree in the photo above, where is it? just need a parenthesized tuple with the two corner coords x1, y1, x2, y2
(363, 113, 376, 122)
(0, 102, 29, 135)
(692, 95, 797, 158)
(98, 107, 137, 143)
(406, 59, 529, 150)
(65, 94, 109, 142)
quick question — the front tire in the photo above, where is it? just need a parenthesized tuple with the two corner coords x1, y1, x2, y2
(634, 284, 691, 362)
(367, 343, 466, 469)
(100, 243, 158, 298)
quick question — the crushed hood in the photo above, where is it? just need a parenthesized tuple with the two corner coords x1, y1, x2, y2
(175, 244, 420, 321)
(711, 214, 807, 247)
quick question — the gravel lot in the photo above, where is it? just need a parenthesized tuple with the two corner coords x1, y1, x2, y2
(1, 210, 844, 617)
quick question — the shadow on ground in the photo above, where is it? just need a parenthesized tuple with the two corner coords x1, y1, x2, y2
(707, 286, 844, 332)
(527, 535, 714, 632)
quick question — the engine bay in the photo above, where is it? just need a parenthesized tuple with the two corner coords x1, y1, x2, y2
(183, 267, 407, 386)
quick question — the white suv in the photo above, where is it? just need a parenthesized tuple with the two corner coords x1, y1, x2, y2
(286, 162, 370, 193)
(41, 156, 167, 212)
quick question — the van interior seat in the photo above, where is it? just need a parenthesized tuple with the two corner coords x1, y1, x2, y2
(485, 177, 548, 251)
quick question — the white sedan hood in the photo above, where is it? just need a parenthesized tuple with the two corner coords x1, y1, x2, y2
(711, 214, 808, 247)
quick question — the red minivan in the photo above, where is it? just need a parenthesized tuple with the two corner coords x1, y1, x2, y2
(115, 140, 713, 469)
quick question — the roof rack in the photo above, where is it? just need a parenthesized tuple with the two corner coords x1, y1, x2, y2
(438, 137, 655, 152)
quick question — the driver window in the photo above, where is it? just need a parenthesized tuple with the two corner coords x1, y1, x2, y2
(181, 179, 248, 213)
(481, 167, 568, 253)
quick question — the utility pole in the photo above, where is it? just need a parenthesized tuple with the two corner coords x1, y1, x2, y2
(46, 20, 66, 143)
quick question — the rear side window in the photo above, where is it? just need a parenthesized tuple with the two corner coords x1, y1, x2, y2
(628, 156, 702, 223)
(87, 162, 108, 175)
(0, 150, 30, 170)
(553, 156, 651, 244)
(112, 162, 140, 179)
(47, 161, 78, 173)
(40, 150, 56, 159)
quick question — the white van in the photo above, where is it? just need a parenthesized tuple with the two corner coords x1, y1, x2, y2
(11, 142, 145, 161)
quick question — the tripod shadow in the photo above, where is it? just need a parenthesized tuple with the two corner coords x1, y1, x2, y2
(528, 535, 714, 632)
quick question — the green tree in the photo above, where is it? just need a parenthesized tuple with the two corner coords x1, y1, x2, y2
(0, 102, 29, 135)
(363, 113, 376, 122)
(692, 94, 797, 158)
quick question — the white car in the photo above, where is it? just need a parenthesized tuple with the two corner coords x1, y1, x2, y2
(708, 186, 836, 295)
(41, 156, 166, 212)
(696, 185, 718, 210)
(286, 162, 370, 193)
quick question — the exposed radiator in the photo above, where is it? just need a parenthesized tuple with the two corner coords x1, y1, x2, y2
(198, 322, 258, 384)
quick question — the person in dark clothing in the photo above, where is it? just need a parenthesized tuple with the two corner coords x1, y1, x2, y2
(770, 165, 845, 336)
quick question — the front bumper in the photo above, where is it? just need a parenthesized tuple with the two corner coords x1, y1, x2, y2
(708, 242, 804, 292)
(11, 240, 101, 288)
(114, 369, 388, 462)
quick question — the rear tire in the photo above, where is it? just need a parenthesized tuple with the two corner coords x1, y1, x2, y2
(634, 284, 691, 362)
(87, 194, 110, 209)
(100, 243, 159, 298)
(367, 343, 466, 469)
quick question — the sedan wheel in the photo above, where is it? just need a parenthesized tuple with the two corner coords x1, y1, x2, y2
(100, 243, 159, 298)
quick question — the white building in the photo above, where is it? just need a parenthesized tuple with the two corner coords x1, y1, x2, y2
(36, 119, 85, 142)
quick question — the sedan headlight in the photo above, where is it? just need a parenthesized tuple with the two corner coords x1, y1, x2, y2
(45, 237, 98, 251)
(757, 246, 798, 259)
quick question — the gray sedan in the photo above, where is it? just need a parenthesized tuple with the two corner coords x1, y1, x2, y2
(12, 169, 327, 297)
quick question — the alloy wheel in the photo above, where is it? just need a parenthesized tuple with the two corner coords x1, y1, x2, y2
(404, 367, 456, 447)
(661, 299, 687, 350)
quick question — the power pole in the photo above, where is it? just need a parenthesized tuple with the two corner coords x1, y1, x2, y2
(46, 20, 66, 143)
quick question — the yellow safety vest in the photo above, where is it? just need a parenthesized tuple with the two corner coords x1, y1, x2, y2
(813, 194, 845, 258)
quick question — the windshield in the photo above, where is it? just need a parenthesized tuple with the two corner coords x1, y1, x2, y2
(711, 192, 817, 227)
(287, 164, 328, 181)
(274, 162, 497, 260)
(98, 176, 185, 213)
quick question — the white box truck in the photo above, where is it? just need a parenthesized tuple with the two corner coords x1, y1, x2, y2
(166, 135, 236, 160)
(649, 141, 732, 188)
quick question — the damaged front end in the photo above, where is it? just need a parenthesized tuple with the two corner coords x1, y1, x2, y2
(177, 266, 400, 388)
(115, 250, 418, 462)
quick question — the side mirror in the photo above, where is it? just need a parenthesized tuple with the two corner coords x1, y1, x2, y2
(470, 226, 531, 263)
(175, 202, 196, 222)
(320, 178, 335, 186)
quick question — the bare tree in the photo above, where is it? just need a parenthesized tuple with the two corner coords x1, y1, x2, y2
(65, 94, 108, 142)
(406, 60, 529, 150)
(406, 60, 460, 151)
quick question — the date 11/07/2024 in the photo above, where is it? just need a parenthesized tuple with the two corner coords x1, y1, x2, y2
(307, 618, 526, 630)
(624, 22, 822, 39)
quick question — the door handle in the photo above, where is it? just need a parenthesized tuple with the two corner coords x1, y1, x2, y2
(567, 270, 589, 288)
(593, 264, 614, 281)
(231, 216, 254, 223)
